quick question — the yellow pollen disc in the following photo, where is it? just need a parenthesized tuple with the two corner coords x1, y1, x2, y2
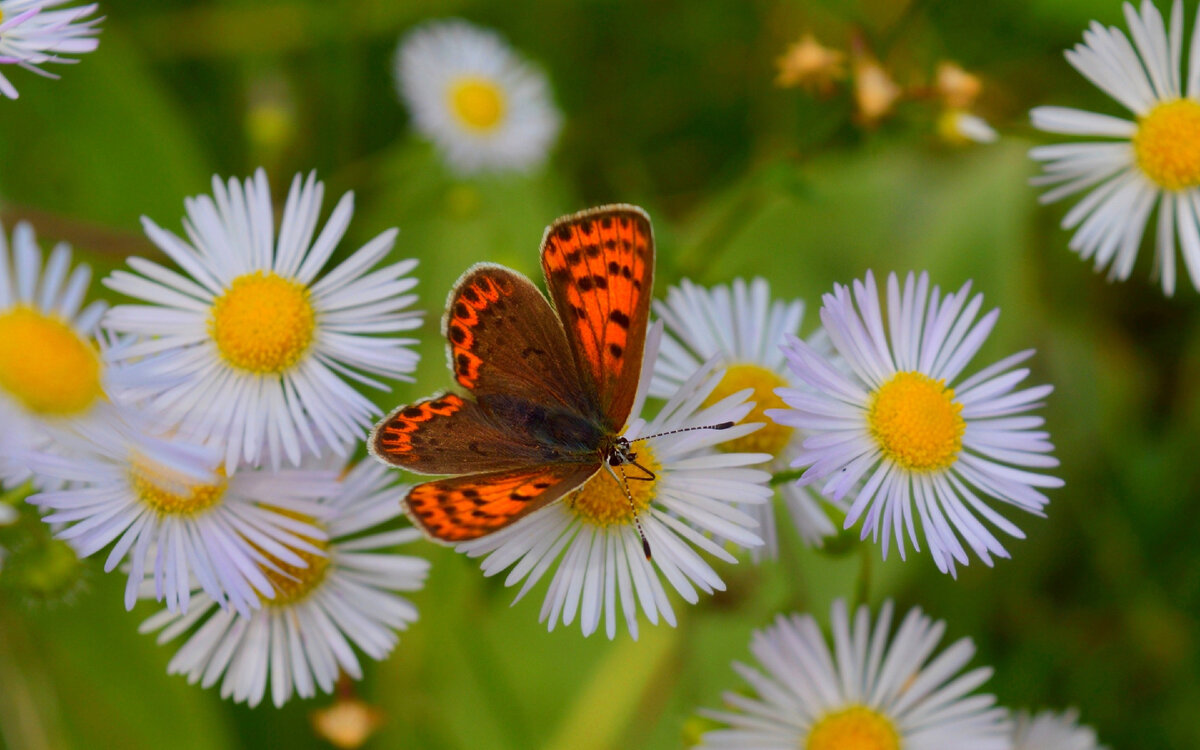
(448, 77, 507, 131)
(258, 510, 330, 606)
(0, 306, 103, 417)
(867, 371, 965, 472)
(701, 363, 794, 457)
(807, 706, 900, 750)
(571, 449, 661, 527)
(129, 458, 228, 516)
(209, 271, 315, 374)
(1133, 98, 1200, 191)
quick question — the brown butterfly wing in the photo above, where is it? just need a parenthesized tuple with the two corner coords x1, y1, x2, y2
(405, 463, 599, 542)
(443, 263, 595, 415)
(540, 205, 654, 431)
(370, 263, 608, 480)
(370, 392, 557, 474)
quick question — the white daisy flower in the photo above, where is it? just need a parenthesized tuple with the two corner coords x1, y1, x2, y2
(651, 277, 843, 555)
(0, 220, 118, 487)
(102, 169, 422, 470)
(395, 19, 561, 174)
(698, 598, 1011, 750)
(26, 405, 339, 615)
(1030, 0, 1200, 295)
(139, 460, 430, 708)
(770, 271, 1063, 576)
(460, 329, 773, 640)
(0, 1, 100, 100)
(1012, 709, 1105, 750)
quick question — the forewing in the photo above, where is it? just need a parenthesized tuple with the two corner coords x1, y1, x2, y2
(370, 392, 555, 475)
(445, 264, 593, 415)
(541, 205, 654, 430)
(405, 463, 599, 542)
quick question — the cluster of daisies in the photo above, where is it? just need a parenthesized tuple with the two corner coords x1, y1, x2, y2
(0, 168, 432, 708)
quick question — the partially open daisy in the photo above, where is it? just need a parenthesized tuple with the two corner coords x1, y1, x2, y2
(1012, 709, 1105, 750)
(395, 19, 561, 175)
(26, 406, 338, 615)
(697, 599, 1010, 749)
(1030, 0, 1200, 295)
(0, 221, 113, 485)
(0, 1, 100, 99)
(139, 460, 430, 708)
(651, 278, 843, 555)
(460, 331, 772, 639)
(102, 169, 422, 470)
(770, 271, 1062, 576)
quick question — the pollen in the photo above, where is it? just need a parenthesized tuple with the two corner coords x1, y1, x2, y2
(259, 510, 330, 606)
(129, 458, 228, 516)
(0, 306, 103, 417)
(807, 706, 899, 750)
(702, 363, 793, 456)
(867, 371, 965, 472)
(570, 449, 660, 527)
(448, 77, 506, 131)
(209, 271, 315, 374)
(1134, 98, 1200, 191)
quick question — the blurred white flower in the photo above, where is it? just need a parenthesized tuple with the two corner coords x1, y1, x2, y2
(395, 19, 561, 174)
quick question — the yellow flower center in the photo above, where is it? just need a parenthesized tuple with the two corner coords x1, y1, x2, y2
(570, 449, 660, 527)
(701, 363, 794, 457)
(129, 458, 228, 516)
(1133, 98, 1200, 191)
(259, 510, 330, 606)
(807, 706, 900, 750)
(209, 271, 315, 374)
(0, 306, 103, 417)
(867, 371, 964, 472)
(448, 77, 506, 132)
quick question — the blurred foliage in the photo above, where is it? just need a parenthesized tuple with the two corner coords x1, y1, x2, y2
(2, 0, 1199, 748)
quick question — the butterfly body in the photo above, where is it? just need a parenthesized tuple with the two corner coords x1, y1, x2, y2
(370, 205, 654, 543)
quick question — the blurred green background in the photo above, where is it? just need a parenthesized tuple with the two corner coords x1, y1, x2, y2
(2, 0, 1198, 747)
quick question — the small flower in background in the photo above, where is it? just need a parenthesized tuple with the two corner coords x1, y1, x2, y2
(651, 278, 843, 555)
(771, 271, 1062, 576)
(775, 33, 845, 94)
(938, 109, 999, 145)
(0, 221, 113, 487)
(310, 688, 386, 750)
(139, 461, 430, 708)
(395, 19, 562, 175)
(102, 169, 422, 470)
(460, 332, 772, 640)
(853, 54, 902, 125)
(696, 599, 1010, 749)
(27, 405, 338, 614)
(0, 1, 101, 100)
(936, 61, 983, 110)
(1012, 709, 1105, 750)
(1030, 0, 1200, 295)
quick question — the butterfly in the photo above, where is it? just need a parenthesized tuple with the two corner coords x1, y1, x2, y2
(370, 205, 662, 552)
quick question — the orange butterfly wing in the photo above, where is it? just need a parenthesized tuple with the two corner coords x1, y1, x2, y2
(405, 463, 599, 542)
(540, 205, 654, 431)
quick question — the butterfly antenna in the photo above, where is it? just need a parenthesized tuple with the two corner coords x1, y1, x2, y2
(630, 421, 735, 443)
(601, 461, 652, 560)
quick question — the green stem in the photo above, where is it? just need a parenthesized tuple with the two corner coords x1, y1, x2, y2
(769, 468, 806, 487)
